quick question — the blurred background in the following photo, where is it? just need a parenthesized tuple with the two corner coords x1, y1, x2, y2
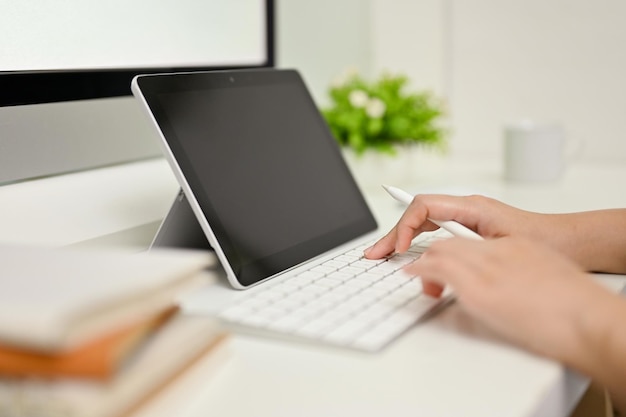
(277, 0, 626, 164)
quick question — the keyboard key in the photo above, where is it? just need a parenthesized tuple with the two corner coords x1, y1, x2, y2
(356, 272, 384, 283)
(330, 284, 363, 297)
(310, 265, 336, 274)
(315, 278, 344, 288)
(402, 278, 423, 291)
(330, 300, 365, 316)
(358, 303, 395, 321)
(288, 276, 316, 286)
(297, 271, 325, 281)
(272, 297, 305, 311)
(255, 305, 287, 320)
(380, 292, 411, 308)
(342, 266, 367, 275)
(401, 296, 441, 317)
(316, 291, 349, 304)
(382, 274, 412, 286)
(294, 318, 334, 338)
(345, 249, 369, 258)
(358, 287, 389, 301)
(363, 267, 389, 277)
(273, 282, 301, 294)
(323, 319, 370, 345)
(299, 283, 330, 295)
(385, 257, 414, 268)
(360, 312, 416, 342)
(373, 262, 402, 273)
(316, 309, 352, 326)
(335, 254, 360, 263)
(407, 245, 429, 254)
(352, 258, 385, 269)
(323, 259, 347, 269)
(325, 271, 352, 282)
(267, 314, 308, 333)
(341, 278, 371, 290)
(393, 284, 422, 300)
(304, 298, 335, 313)
(370, 280, 402, 292)
(343, 294, 375, 309)
(285, 291, 318, 304)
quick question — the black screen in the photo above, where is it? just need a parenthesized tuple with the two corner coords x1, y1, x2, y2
(137, 69, 377, 286)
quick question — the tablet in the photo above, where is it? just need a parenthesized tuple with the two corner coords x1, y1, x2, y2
(132, 69, 377, 289)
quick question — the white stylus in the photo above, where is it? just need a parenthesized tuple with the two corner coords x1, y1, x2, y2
(382, 184, 484, 241)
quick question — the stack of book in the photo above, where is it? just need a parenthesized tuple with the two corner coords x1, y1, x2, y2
(0, 245, 229, 417)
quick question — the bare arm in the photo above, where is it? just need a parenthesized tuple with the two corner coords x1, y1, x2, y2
(366, 194, 626, 274)
(572, 290, 626, 412)
(537, 209, 626, 274)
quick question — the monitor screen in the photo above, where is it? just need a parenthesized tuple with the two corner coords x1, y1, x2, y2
(0, 0, 273, 106)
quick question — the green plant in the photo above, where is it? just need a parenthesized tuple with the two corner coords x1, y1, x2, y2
(321, 70, 447, 155)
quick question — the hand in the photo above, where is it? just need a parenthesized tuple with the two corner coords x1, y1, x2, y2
(409, 236, 618, 365)
(365, 194, 544, 259)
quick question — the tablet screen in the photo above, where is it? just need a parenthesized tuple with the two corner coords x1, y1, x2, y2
(135, 70, 377, 287)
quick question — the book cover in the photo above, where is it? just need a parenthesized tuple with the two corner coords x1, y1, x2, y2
(0, 315, 229, 417)
(0, 306, 177, 380)
(0, 245, 214, 352)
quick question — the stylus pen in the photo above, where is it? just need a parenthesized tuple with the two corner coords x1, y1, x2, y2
(382, 184, 484, 241)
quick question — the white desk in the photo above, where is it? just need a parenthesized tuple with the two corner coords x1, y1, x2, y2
(1, 154, 625, 417)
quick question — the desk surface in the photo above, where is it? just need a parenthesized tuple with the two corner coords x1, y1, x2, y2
(2, 154, 625, 417)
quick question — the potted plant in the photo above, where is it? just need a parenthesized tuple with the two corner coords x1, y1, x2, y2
(321, 70, 447, 156)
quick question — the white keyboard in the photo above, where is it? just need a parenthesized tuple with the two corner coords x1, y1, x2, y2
(218, 231, 451, 352)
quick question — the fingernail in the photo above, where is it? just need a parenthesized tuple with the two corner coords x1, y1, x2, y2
(363, 245, 373, 255)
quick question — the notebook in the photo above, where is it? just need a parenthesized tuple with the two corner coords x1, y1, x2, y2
(0, 244, 211, 352)
(131, 69, 450, 351)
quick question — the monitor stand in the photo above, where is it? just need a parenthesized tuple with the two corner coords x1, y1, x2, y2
(150, 189, 212, 251)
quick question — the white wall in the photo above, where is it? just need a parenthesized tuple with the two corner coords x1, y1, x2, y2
(448, 0, 626, 163)
(275, 0, 373, 106)
(278, 0, 626, 163)
(370, 0, 446, 95)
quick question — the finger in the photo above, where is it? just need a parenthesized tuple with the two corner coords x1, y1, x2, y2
(364, 229, 397, 259)
(368, 194, 486, 258)
(365, 198, 432, 258)
(395, 194, 488, 252)
(422, 280, 445, 297)
(409, 238, 489, 295)
(393, 198, 433, 253)
(416, 194, 488, 237)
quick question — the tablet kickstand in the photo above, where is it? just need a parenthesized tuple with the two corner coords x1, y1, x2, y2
(150, 188, 213, 252)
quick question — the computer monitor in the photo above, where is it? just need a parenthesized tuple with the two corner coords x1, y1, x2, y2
(0, 0, 274, 184)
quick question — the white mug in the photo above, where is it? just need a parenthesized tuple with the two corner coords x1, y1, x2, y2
(503, 121, 567, 182)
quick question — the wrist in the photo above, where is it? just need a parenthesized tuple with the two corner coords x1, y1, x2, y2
(565, 289, 625, 380)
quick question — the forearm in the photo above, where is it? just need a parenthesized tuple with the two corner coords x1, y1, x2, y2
(571, 292, 626, 412)
(536, 209, 626, 274)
